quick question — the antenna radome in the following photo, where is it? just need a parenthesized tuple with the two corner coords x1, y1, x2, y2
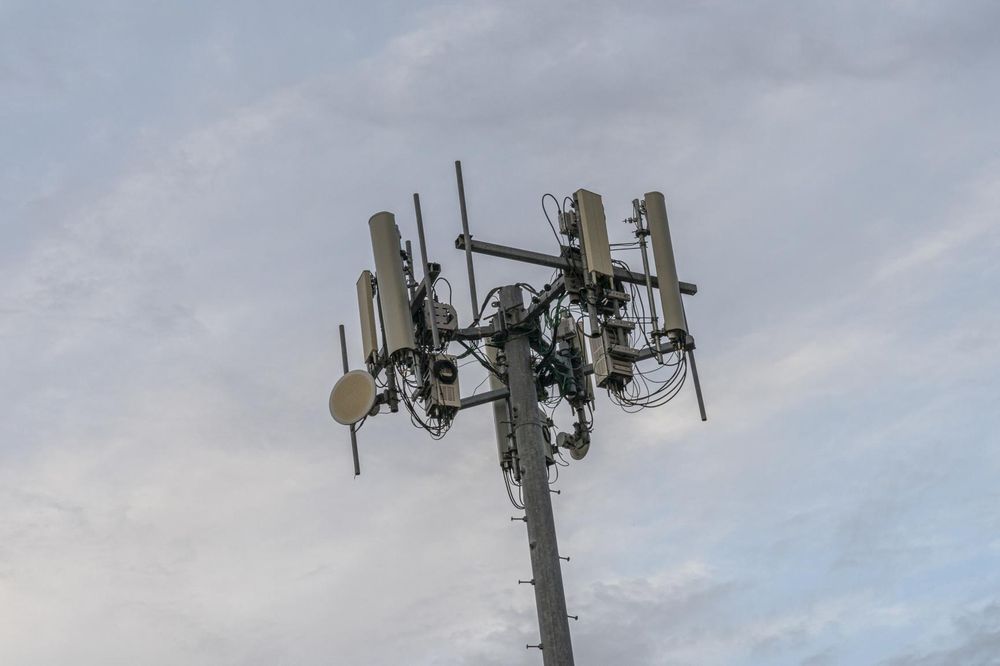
(329, 369, 377, 425)
(369, 212, 415, 356)
(575, 189, 614, 282)
(643, 191, 687, 340)
(356, 270, 378, 365)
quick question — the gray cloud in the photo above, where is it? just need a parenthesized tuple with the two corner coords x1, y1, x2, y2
(2, 1, 999, 664)
(883, 603, 1000, 666)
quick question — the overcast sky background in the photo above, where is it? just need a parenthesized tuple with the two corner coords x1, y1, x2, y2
(2, 2, 1000, 664)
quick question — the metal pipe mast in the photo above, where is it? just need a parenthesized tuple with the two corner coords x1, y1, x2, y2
(499, 285, 575, 665)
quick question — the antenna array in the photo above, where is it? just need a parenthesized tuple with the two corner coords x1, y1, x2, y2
(328, 162, 707, 666)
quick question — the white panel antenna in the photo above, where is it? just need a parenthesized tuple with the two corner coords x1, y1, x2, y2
(486, 345, 513, 467)
(369, 212, 415, 356)
(576, 321, 594, 401)
(356, 270, 379, 364)
(575, 189, 614, 281)
(643, 192, 687, 339)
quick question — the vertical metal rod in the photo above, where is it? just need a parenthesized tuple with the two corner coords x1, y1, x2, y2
(500, 285, 575, 666)
(413, 193, 441, 349)
(633, 199, 663, 362)
(679, 299, 707, 422)
(404, 240, 416, 298)
(338, 324, 362, 476)
(373, 280, 399, 413)
(403, 239, 426, 387)
(687, 348, 708, 422)
(455, 160, 480, 321)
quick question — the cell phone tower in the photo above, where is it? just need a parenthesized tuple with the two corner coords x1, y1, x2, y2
(329, 162, 707, 665)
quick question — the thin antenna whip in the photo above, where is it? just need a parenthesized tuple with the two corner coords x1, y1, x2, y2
(455, 160, 480, 320)
(338, 324, 362, 476)
(413, 193, 441, 349)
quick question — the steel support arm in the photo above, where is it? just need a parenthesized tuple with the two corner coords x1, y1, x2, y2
(455, 235, 698, 296)
(459, 387, 509, 410)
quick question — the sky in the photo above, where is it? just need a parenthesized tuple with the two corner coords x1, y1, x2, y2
(2, 1, 1000, 664)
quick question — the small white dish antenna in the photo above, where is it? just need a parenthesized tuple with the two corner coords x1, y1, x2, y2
(329, 370, 378, 425)
(569, 442, 590, 460)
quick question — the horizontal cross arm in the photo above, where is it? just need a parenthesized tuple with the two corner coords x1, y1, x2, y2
(455, 235, 697, 296)
(459, 387, 508, 410)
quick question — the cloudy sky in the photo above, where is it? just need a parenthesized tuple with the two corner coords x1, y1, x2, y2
(3, 1, 1000, 664)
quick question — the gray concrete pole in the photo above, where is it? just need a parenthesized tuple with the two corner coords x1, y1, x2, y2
(498, 285, 575, 666)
